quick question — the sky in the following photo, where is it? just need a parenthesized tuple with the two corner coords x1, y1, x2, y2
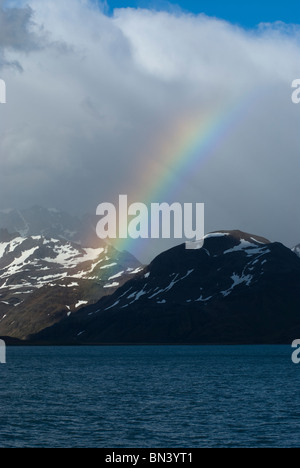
(102, 0, 300, 28)
(1, 0, 300, 262)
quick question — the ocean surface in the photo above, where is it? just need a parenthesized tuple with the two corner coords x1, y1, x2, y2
(0, 345, 299, 448)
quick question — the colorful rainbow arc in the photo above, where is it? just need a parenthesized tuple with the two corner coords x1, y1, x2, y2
(112, 90, 258, 256)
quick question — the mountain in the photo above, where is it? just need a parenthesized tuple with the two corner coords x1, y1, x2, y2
(292, 244, 300, 257)
(0, 206, 100, 246)
(0, 231, 141, 339)
(32, 230, 300, 344)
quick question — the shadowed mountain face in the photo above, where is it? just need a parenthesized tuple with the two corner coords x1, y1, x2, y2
(0, 232, 141, 339)
(32, 230, 300, 345)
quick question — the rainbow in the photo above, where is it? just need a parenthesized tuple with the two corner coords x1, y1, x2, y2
(112, 90, 259, 258)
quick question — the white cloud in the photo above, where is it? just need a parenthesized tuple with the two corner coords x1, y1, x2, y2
(1, 0, 300, 260)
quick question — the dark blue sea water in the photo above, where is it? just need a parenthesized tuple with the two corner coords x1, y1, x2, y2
(0, 345, 299, 448)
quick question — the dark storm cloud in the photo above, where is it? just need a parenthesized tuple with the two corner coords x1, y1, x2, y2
(0, 2, 35, 50)
(0, 0, 48, 70)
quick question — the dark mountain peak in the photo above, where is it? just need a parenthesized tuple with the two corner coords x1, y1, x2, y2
(201, 230, 271, 257)
(32, 229, 300, 345)
(149, 230, 272, 273)
(209, 230, 271, 244)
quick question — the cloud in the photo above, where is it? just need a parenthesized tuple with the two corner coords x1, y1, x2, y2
(0, 2, 34, 49)
(0, 0, 45, 69)
(1, 0, 300, 260)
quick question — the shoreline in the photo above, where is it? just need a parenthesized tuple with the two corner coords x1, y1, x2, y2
(0, 339, 293, 347)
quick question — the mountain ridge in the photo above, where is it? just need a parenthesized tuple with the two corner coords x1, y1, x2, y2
(0, 206, 101, 247)
(30, 230, 300, 345)
(0, 231, 141, 339)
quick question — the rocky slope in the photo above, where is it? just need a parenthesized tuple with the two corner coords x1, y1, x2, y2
(0, 230, 141, 339)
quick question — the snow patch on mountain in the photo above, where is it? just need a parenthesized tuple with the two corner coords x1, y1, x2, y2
(108, 271, 124, 280)
(104, 282, 120, 288)
(75, 300, 88, 308)
(0, 235, 141, 303)
(292, 245, 300, 258)
(221, 273, 253, 297)
(223, 240, 270, 256)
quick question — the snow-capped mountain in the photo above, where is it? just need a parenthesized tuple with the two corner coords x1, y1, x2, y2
(33, 230, 300, 344)
(0, 206, 99, 246)
(0, 230, 141, 339)
(292, 244, 300, 257)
